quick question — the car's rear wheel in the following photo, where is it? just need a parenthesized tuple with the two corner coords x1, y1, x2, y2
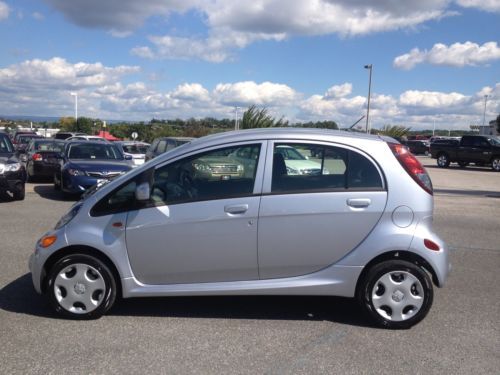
(437, 154, 450, 168)
(492, 157, 500, 172)
(357, 260, 433, 329)
(13, 182, 25, 200)
(46, 254, 117, 319)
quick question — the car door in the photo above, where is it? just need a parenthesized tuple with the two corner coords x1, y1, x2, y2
(124, 142, 266, 285)
(258, 141, 388, 279)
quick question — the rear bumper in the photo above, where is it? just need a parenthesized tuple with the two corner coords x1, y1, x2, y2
(409, 216, 450, 287)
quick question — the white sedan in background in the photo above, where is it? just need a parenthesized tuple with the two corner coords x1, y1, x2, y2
(115, 141, 150, 167)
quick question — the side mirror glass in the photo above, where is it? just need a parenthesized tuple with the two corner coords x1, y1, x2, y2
(20, 154, 28, 162)
(124, 154, 133, 160)
(135, 182, 150, 201)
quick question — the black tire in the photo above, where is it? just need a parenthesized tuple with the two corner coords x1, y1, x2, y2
(46, 254, 117, 320)
(436, 153, 450, 168)
(357, 260, 433, 329)
(54, 173, 61, 190)
(491, 157, 500, 172)
(13, 182, 25, 200)
(457, 161, 468, 168)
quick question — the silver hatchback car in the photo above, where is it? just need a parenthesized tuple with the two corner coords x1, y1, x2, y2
(29, 128, 449, 328)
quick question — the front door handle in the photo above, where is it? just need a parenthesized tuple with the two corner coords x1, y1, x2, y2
(347, 198, 371, 208)
(224, 204, 249, 215)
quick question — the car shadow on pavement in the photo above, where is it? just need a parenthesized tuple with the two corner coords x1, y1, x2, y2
(434, 188, 500, 198)
(111, 295, 372, 326)
(1, 274, 373, 327)
(33, 184, 76, 201)
(426, 164, 495, 172)
(0, 274, 54, 318)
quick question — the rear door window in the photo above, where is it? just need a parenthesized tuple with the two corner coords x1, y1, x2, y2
(271, 143, 383, 193)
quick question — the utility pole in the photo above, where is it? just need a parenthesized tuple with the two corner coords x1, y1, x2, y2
(364, 64, 373, 134)
(482, 95, 488, 126)
(70, 92, 78, 131)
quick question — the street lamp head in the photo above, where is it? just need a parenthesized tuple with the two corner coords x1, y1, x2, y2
(364, 64, 372, 69)
(70, 92, 77, 96)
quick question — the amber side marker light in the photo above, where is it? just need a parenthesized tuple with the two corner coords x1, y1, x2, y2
(40, 235, 57, 248)
(424, 239, 440, 251)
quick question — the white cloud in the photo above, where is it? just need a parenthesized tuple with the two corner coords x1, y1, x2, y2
(455, 0, 500, 13)
(324, 83, 352, 99)
(0, 58, 498, 128)
(43, 0, 464, 62)
(32, 12, 45, 21)
(213, 81, 297, 107)
(0, 1, 9, 21)
(394, 41, 500, 69)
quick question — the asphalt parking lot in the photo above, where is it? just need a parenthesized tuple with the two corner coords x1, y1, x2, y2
(1, 156, 499, 374)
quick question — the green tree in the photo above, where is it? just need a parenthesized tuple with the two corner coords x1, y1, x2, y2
(375, 124, 412, 138)
(241, 105, 288, 129)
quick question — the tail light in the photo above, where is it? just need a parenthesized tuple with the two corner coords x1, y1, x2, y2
(32, 153, 43, 161)
(388, 143, 433, 195)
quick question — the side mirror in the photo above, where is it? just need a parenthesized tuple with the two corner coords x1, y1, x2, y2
(135, 182, 150, 201)
(20, 154, 28, 163)
(124, 154, 133, 161)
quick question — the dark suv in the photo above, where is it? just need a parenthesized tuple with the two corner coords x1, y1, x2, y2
(0, 132, 26, 200)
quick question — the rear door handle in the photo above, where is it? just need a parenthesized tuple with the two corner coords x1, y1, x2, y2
(347, 198, 371, 208)
(224, 204, 249, 215)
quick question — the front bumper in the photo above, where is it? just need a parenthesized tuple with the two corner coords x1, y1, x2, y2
(61, 174, 102, 194)
(29, 228, 68, 294)
(0, 175, 24, 193)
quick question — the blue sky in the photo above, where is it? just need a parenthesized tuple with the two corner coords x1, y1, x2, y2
(0, 0, 499, 130)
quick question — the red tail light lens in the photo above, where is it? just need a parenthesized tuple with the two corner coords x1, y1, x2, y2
(424, 239, 440, 251)
(32, 153, 43, 161)
(388, 143, 433, 195)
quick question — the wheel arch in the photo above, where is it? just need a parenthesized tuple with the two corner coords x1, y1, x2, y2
(41, 245, 123, 298)
(355, 250, 440, 295)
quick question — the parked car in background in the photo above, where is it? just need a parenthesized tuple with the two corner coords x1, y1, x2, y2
(145, 137, 193, 162)
(0, 131, 26, 200)
(54, 132, 86, 140)
(430, 135, 500, 170)
(275, 144, 329, 175)
(53, 141, 133, 196)
(30, 128, 449, 329)
(25, 139, 66, 182)
(15, 134, 44, 153)
(66, 135, 108, 142)
(404, 140, 430, 155)
(12, 130, 38, 145)
(115, 141, 150, 167)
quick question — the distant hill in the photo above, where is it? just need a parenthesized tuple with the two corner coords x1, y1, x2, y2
(0, 115, 60, 122)
(0, 115, 123, 124)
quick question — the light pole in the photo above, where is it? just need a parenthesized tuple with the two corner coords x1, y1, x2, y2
(364, 64, 373, 134)
(234, 106, 240, 130)
(70, 92, 78, 131)
(482, 95, 488, 127)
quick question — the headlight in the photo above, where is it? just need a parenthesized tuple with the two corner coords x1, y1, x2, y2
(55, 203, 82, 229)
(286, 166, 298, 175)
(5, 162, 21, 172)
(237, 165, 244, 172)
(67, 168, 84, 176)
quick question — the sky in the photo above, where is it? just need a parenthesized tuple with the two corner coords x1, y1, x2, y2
(0, 0, 499, 130)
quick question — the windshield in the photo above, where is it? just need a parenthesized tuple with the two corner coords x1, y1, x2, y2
(68, 143, 123, 160)
(0, 135, 14, 153)
(33, 141, 65, 152)
(122, 144, 149, 154)
(18, 135, 41, 144)
(489, 137, 500, 146)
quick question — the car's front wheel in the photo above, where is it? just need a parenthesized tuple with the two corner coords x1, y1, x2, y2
(436, 153, 450, 168)
(46, 254, 117, 319)
(13, 182, 25, 200)
(357, 260, 433, 329)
